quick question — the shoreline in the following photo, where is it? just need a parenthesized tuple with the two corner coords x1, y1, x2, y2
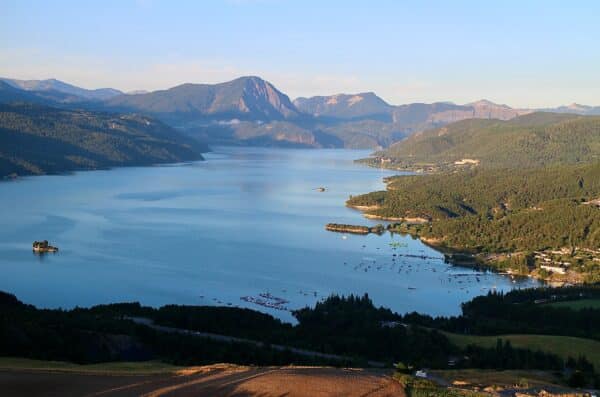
(347, 203, 581, 285)
(1, 153, 209, 182)
(349, 159, 595, 285)
(346, 204, 430, 223)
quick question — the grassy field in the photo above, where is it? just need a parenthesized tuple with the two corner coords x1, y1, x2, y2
(429, 369, 564, 389)
(545, 299, 600, 310)
(0, 357, 182, 375)
(443, 333, 600, 369)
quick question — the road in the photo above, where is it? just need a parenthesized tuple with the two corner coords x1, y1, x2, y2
(127, 316, 385, 367)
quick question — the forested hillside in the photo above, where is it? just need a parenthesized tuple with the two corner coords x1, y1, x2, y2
(0, 103, 208, 178)
(349, 163, 600, 282)
(369, 113, 600, 170)
(2, 288, 598, 386)
(351, 112, 600, 282)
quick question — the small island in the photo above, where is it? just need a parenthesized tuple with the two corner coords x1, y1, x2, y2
(32, 240, 59, 253)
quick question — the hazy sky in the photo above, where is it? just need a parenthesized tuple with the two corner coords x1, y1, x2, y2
(1, 0, 599, 107)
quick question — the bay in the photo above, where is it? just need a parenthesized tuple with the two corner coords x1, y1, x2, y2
(0, 146, 539, 322)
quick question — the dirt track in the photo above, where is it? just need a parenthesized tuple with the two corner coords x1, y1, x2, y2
(0, 365, 404, 397)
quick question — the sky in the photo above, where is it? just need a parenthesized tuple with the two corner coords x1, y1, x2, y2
(1, 0, 599, 108)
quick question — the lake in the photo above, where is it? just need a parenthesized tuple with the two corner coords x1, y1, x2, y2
(0, 146, 539, 322)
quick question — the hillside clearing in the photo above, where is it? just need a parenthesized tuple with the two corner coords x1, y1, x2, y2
(545, 298, 600, 310)
(442, 333, 600, 369)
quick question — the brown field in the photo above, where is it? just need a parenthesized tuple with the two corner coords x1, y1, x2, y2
(0, 364, 404, 397)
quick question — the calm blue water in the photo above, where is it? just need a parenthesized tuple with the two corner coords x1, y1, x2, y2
(0, 147, 538, 321)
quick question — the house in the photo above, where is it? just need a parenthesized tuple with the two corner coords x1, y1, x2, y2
(415, 370, 427, 378)
(380, 321, 407, 328)
(454, 158, 480, 165)
(540, 265, 566, 275)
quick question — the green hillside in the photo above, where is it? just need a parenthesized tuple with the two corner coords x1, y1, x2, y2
(348, 163, 600, 282)
(374, 112, 600, 170)
(350, 163, 600, 221)
(443, 333, 600, 370)
(546, 299, 600, 310)
(349, 112, 600, 282)
(0, 103, 208, 177)
(0, 357, 180, 375)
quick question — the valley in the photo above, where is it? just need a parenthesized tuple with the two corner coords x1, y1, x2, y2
(2, 2, 599, 396)
(3, 76, 599, 154)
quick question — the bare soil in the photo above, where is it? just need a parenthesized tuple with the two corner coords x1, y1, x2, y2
(0, 365, 404, 397)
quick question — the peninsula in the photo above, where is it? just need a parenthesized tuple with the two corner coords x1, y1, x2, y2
(351, 113, 600, 284)
(325, 223, 384, 235)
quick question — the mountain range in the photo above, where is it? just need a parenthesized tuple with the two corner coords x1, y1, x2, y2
(0, 80, 83, 105)
(1, 75, 599, 149)
(1, 78, 123, 101)
(105, 76, 300, 122)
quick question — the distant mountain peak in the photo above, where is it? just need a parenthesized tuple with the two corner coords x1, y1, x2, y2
(468, 99, 510, 108)
(106, 75, 299, 121)
(567, 103, 587, 110)
(0, 77, 123, 100)
(463, 99, 531, 120)
(236, 75, 264, 82)
(294, 92, 392, 120)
